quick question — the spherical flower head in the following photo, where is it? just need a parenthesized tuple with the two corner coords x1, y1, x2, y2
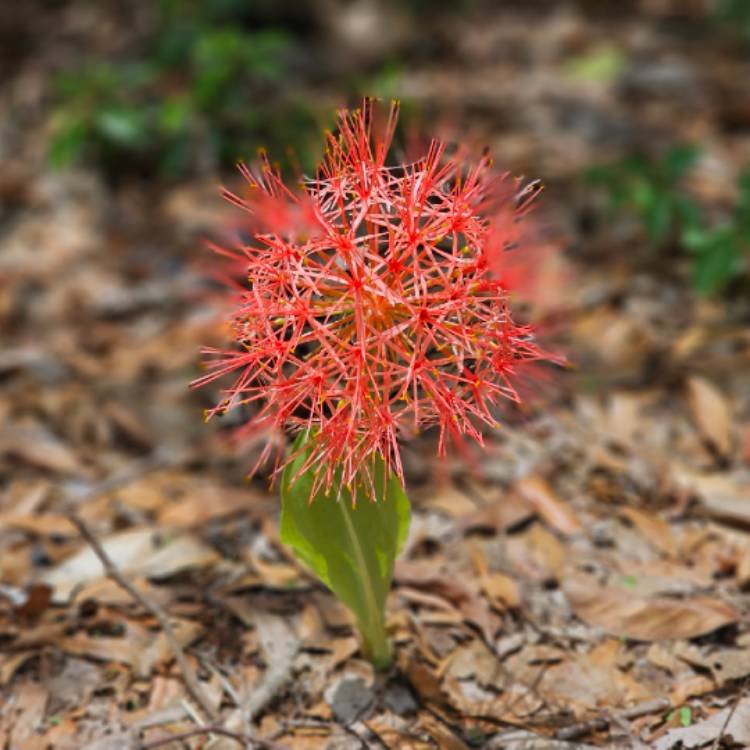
(195, 100, 551, 496)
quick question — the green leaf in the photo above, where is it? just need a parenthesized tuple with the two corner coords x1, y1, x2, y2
(48, 114, 89, 168)
(691, 233, 738, 296)
(679, 706, 693, 727)
(663, 144, 701, 182)
(280, 433, 410, 668)
(95, 107, 148, 148)
(641, 190, 671, 245)
(566, 44, 626, 83)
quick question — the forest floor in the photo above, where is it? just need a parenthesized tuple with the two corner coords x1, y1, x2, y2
(1, 2, 750, 748)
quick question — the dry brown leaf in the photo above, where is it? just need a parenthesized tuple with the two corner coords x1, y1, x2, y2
(683, 472, 750, 527)
(564, 574, 738, 640)
(480, 572, 521, 609)
(422, 484, 479, 518)
(618, 507, 677, 557)
(1, 424, 84, 475)
(399, 656, 451, 708)
(395, 561, 497, 642)
(5, 681, 49, 748)
(0, 514, 77, 537)
(442, 639, 500, 685)
(541, 650, 626, 711)
(0, 653, 38, 686)
(366, 716, 433, 750)
(516, 476, 581, 535)
(673, 642, 750, 685)
(457, 491, 533, 534)
(246, 552, 301, 587)
(506, 523, 568, 582)
(137, 619, 204, 678)
(43, 528, 219, 602)
(654, 698, 750, 750)
(157, 484, 271, 527)
(685, 375, 733, 457)
(421, 712, 471, 750)
(470, 545, 521, 609)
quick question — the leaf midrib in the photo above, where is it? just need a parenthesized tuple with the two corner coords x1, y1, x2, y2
(339, 498, 381, 634)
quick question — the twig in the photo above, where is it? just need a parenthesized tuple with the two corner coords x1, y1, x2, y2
(139, 724, 283, 749)
(555, 716, 608, 741)
(244, 612, 299, 726)
(66, 447, 184, 506)
(555, 697, 671, 741)
(621, 698, 671, 720)
(65, 511, 219, 722)
(711, 685, 745, 750)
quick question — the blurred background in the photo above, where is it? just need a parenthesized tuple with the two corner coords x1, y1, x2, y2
(1, 1, 750, 747)
(2, 0, 748, 458)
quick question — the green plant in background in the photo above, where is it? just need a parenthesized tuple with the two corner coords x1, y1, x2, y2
(714, 0, 750, 43)
(587, 147, 750, 296)
(49, 0, 320, 177)
(683, 170, 750, 295)
(586, 144, 702, 247)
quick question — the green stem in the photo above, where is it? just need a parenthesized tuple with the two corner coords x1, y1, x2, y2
(339, 493, 393, 670)
(358, 612, 392, 670)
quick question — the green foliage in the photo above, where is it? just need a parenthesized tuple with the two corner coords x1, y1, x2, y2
(714, 0, 750, 44)
(280, 433, 411, 669)
(679, 706, 693, 727)
(49, 0, 319, 177)
(586, 144, 701, 246)
(587, 147, 750, 296)
(566, 44, 626, 83)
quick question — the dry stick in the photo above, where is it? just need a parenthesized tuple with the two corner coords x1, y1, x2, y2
(244, 615, 298, 726)
(555, 697, 671, 741)
(710, 684, 746, 750)
(140, 725, 249, 749)
(65, 511, 219, 722)
(139, 724, 290, 750)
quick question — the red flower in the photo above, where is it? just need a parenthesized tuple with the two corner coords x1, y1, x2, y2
(195, 100, 551, 496)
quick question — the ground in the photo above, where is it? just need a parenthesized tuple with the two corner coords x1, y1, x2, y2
(1, 1, 750, 748)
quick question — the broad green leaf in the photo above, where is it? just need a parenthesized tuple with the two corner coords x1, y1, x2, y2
(280, 433, 410, 668)
(641, 190, 671, 245)
(663, 144, 701, 182)
(49, 114, 88, 168)
(96, 107, 148, 148)
(692, 234, 738, 296)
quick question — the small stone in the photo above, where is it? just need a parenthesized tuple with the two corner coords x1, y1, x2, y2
(326, 677, 375, 724)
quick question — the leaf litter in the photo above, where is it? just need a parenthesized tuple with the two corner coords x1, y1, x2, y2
(1, 3, 750, 749)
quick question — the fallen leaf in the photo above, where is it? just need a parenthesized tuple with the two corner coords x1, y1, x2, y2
(422, 484, 479, 518)
(506, 523, 568, 582)
(564, 574, 738, 641)
(686, 376, 733, 457)
(442, 639, 501, 685)
(684, 472, 750, 527)
(5, 681, 49, 748)
(470, 545, 521, 609)
(43, 528, 219, 602)
(673, 642, 750, 685)
(395, 561, 497, 642)
(516, 476, 581, 535)
(653, 698, 750, 749)
(619, 507, 677, 558)
(0, 423, 84, 475)
(457, 492, 533, 535)
(0, 514, 77, 538)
